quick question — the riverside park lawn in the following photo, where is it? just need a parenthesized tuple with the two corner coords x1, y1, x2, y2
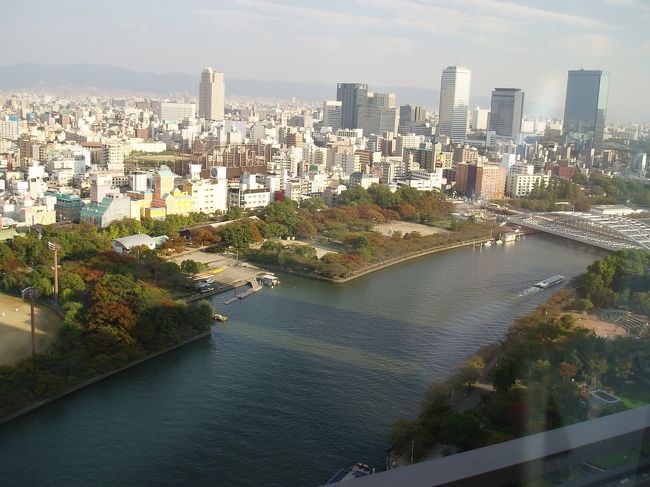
(0, 292, 63, 366)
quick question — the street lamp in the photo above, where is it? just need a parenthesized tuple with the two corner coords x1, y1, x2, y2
(48, 242, 61, 303)
(21, 286, 40, 357)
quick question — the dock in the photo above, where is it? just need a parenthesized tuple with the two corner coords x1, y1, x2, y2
(224, 279, 262, 305)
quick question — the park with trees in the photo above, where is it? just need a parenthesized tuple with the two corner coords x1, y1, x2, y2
(390, 249, 650, 463)
(0, 223, 214, 419)
(210, 185, 496, 280)
(499, 174, 650, 212)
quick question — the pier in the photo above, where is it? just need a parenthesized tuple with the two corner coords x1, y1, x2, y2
(224, 279, 262, 304)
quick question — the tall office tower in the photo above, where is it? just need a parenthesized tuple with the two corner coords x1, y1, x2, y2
(562, 69, 609, 154)
(470, 107, 489, 130)
(199, 67, 225, 120)
(399, 104, 426, 125)
(357, 92, 399, 136)
(336, 83, 368, 129)
(438, 65, 471, 143)
(488, 88, 525, 139)
(398, 105, 426, 135)
(322, 100, 343, 130)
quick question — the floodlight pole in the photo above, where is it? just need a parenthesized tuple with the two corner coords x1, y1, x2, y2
(21, 287, 39, 357)
(29, 294, 35, 355)
(48, 242, 60, 303)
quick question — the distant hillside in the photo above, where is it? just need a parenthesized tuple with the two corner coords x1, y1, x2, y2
(0, 63, 553, 114)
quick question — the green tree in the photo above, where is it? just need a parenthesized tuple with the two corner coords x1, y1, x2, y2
(220, 219, 262, 248)
(259, 222, 289, 239)
(368, 184, 402, 208)
(260, 199, 302, 232)
(300, 197, 326, 213)
(224, 207, 243, 221)
(458, 355, 485, 389)
(337, 186, 372, 206)
(493, 356, 520, 394)
(180, 259, 206, 274)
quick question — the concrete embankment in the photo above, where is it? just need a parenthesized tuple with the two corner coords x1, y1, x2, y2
(330, 238, 494, 283)
(257, 237, 494, 284)
(0, 330, 212, 425)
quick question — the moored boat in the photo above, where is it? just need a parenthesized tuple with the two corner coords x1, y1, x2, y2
(534, 275, 565, 289)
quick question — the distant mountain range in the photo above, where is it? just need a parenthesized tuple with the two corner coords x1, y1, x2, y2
(0, 63, 553, 115)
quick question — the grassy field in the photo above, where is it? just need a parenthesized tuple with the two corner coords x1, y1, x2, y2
(0, 292, 63, 366)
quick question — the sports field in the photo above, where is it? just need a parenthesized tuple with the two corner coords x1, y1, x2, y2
(0, 292, 63, 366)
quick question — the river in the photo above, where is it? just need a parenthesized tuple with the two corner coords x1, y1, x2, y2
(0, 234, 607, 486)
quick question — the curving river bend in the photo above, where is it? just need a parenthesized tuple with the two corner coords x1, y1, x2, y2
(0, 234, 607, 486)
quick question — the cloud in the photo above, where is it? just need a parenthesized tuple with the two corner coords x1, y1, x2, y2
(454, 0, 602, 28)
(550, 33, 615, 57)
(358, 0, 601, 29)
(604, 0, 650, 10)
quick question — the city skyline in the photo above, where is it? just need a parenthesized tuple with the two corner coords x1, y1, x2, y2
(2, 0, 649, 121)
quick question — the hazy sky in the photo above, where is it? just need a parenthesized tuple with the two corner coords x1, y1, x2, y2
(4, 0, 650, 121)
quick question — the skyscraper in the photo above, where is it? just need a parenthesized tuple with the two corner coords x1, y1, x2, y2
(336, 83, 368, 130)
(438, 65, 471, 143)
(322, 100, 343, 130)
(199, 67, 225, 121)
(562, 69, 609, 154)
(357, 92, 399, 136)
(488, 88, 525, 139)
(398, 104, 426, 135)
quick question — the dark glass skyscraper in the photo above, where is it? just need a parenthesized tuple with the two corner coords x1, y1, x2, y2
(336, 83, 368, 130)
(488, 88, 524, 139)
(562, 69, 609, 154)
(399, 104, 426, 124)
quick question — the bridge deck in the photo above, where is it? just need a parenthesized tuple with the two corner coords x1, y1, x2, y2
(510, 212, 650, 251)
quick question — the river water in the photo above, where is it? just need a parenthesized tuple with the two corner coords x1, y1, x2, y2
(0, 234, 607, 486)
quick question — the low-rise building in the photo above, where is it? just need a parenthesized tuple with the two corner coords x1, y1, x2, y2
(506, 173, 551, 198)
(227, 187, 272, 210)
(111, 234, 158, 254)
(80, 194, 139, 228)
(349, 172, 380, 189)
(182, 178, 228, 214)
(53, 193, 85, 222)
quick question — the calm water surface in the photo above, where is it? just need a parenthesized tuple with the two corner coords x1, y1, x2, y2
(0, 234, 607, 486)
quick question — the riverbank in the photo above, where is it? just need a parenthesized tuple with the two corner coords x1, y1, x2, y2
(0, 329, 212, 425)
(328, 237, 495, 283)
(251, 236, 496, 284)
(0, 234, 609, 487)
(388, 248, 650, 469)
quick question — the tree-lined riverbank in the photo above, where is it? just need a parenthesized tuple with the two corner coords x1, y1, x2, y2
(0, 234, 607, 487)
(390, 249, 650, 464)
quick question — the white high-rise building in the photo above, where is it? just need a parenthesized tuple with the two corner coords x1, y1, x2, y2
(470, 107, 489, 131)
(322, 100, 343, 130)
(199, 67, 225, 121)
(158, 102, 196, 122)
(102, 139, 125, 173)
(438, 65, 471, 143)
(335, 151, 361, 175)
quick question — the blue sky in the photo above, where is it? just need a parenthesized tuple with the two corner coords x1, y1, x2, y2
(4, 0, 650, 120)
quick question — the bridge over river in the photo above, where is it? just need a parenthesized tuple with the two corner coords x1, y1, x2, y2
(509, 212, 650, 251)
